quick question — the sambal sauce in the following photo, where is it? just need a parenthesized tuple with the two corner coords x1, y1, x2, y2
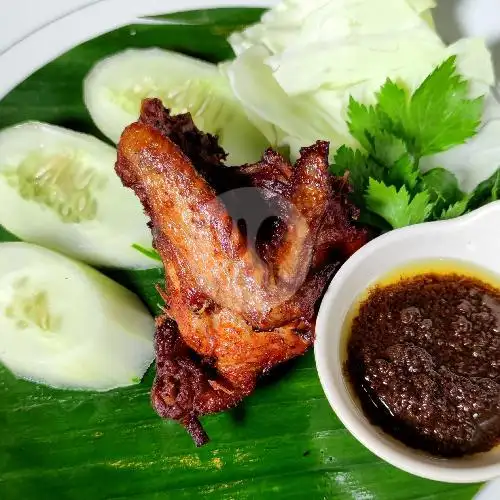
(345, 263, 500, 457)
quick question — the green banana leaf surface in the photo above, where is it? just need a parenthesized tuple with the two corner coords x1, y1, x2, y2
(0, 8, 484, 499)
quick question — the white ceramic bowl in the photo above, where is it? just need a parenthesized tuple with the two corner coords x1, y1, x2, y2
(315, 200, 500, 483)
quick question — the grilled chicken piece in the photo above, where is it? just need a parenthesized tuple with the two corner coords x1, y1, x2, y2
(117, 124, 331, 328)
(151, 237, 313, 446)
(116, 99, 369, 445)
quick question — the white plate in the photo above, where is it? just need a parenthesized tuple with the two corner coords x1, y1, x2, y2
(0, 0, 498, 496)
(0, 0, 498, 100)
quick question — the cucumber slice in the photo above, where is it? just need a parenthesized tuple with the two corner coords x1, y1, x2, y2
(0, 242, 154, 391)
(0, 122, 157, 268)
(84, 48, 269, 164)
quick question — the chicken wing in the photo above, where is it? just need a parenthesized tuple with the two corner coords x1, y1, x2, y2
(116, 99, 369, 445)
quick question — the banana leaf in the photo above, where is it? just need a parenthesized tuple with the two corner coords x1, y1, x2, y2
(0, 8, 483, 499)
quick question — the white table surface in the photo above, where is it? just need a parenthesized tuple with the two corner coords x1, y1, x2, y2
(0, 0, 499, 497)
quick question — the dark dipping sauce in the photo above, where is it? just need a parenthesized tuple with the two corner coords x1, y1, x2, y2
(346, 269, 500, 458)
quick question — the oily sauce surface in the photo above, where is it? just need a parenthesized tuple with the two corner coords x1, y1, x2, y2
(346, 270, 500, 457)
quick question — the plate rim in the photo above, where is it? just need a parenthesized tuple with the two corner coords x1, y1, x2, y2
(0, 0, 275, 100)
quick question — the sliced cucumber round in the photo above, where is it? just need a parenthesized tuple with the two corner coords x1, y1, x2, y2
(84, 48, 269, 164)
(0, 122, 156, 268)
(0, 242, 154, 391)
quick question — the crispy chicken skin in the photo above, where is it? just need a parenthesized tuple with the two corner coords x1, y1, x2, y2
(116, 99, 369, 445)
(117, 123, 331, 328)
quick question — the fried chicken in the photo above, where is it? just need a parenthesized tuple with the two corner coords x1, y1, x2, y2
(115, 98, 369, 445)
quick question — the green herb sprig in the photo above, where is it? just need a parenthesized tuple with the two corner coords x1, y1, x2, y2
(331, 56, 500, 230)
